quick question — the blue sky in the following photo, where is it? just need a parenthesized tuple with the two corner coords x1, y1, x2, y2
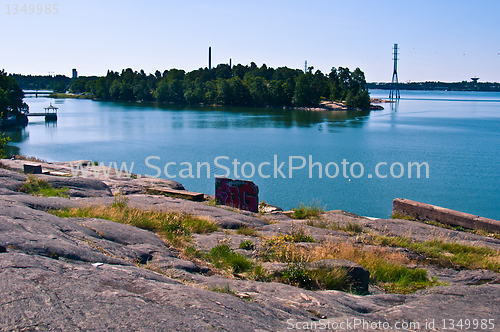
(2, 0, 499, 82)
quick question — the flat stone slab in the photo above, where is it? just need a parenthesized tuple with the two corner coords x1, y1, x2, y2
(146, 186, 204, 201)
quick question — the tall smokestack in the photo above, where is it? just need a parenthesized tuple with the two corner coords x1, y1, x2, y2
(229, 58, 232, 68)
(209, 47, 211, 70)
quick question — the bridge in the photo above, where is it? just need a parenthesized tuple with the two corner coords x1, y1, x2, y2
(23, 90, 53, 98)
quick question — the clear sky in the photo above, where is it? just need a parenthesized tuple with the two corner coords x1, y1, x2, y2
(1, 0, 499, 82)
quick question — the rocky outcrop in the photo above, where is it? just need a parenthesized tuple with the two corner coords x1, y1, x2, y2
(1, 165, 500, 331)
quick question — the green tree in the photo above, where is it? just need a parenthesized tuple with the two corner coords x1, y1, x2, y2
(203, 81, 217, 104)
(0, 70, 28, 119)
(229, 77, 252, 105)
(248, 77, 270, 106)
(119, 82, 134, 101)
(216, 79, 232, 105)
(93, 78, 110, 99)
(293, 74, 318, 107)
(109, 80, 121, 100)
(53, 80, 67, 93)
(69, 78, 88, 93)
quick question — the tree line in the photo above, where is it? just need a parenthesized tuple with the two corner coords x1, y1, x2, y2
(367, 81, 500, 92)
(12, 63, 372, 109)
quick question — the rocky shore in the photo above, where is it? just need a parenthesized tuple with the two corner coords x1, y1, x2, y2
(1, 158, 499, 331)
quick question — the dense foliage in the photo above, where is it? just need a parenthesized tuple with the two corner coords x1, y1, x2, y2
(12, 64, 372, 109)
(0, 70, 28, 119)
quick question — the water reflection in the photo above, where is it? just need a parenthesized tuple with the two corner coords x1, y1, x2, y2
(3, 127, 27, 156)
(173, 106, 373, 129)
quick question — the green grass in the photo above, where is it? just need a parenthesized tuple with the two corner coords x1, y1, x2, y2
(292, 202, 325, 219)
(210, 284, 236, 295)
(277, 262, 350, 292)
(358, 255, 438, 294)
(374, 235, 500, 272)
(207, 244, 254, 273)
(48, 93, 93, 99)
(391, 212, 416, 220)
(184, 245, 204, 259)
(51, 205, 218, 247)
(239, 240, 255, 250)
(20, 175, 69, 197)
(204, 198, 217, 206)
(236, 226, 259, 237)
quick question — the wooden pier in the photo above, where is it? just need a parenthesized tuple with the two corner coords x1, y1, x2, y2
(27, 104, 58, 121)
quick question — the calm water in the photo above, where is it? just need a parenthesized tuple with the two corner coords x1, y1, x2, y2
(5, 90, 500, 220)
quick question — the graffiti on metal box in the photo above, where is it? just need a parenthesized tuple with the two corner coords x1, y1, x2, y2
(215, 177, 259, 213)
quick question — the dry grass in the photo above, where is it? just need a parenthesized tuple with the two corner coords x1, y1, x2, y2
(260, 237, 437, 294)
(52, 204, 218, 247)
(374, 235, 500, 272)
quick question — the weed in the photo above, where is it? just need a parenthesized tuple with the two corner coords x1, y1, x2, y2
(252, 264, 270, 281)
(236, 226, 259, 237)
(20, 175, 69, 197)
(391, 212, 416, 221)
(204, 198, 217, 206)
(261, 235, 307, 263)
(111, 193, 129, 208)
(278, 262, 349, 292)
(239, 240, 255, 250)
(280, 262, 313, 288)
(184, 245, 204, 259)
(288, 224, 317, 242)
(343, 222, 364, 233)
(207, 244, 254, 273)
(210, 284, 236, 295)
(292, 202, 325, 219)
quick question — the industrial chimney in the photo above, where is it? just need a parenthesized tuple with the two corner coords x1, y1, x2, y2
(209, 47, 212, 70)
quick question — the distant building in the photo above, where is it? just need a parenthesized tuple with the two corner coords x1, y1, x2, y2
(72, 68, 78, 79)
(471, 77, 479, 83)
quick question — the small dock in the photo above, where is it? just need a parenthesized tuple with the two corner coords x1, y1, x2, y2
(27, 103, 58, 121)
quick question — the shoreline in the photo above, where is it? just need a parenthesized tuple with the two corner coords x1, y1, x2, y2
(46, 93, 384, 111)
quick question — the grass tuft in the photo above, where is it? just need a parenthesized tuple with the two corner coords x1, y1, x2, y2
(207, 244, 254, 273)
(236, 226, 259, 237)
(210, 284, 236, 295)
(20, 175, 69, 197)
(239, 240, 255, 250)
(292, 202, 325, 219)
